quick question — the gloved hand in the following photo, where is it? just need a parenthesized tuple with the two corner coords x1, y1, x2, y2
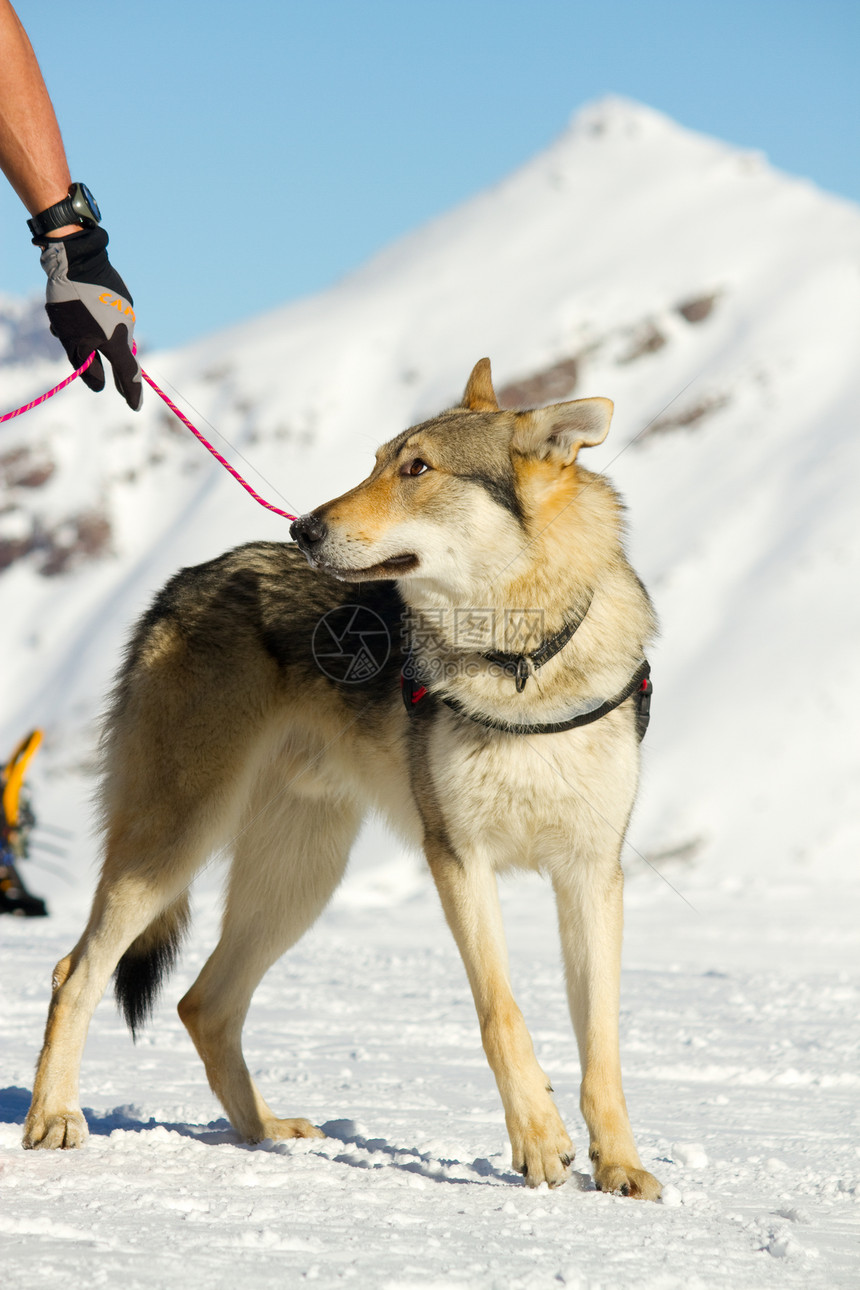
(37, 226, 142, 411)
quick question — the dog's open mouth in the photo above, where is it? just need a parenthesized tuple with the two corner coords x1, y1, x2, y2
(326, 553, 419, 581)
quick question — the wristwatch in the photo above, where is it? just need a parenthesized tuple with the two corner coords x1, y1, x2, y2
(27, 182, 102, 238)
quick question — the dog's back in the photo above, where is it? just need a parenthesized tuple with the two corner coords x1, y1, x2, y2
(106, 542, 412, 1030)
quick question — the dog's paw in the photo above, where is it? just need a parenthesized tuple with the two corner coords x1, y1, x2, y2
(592, 1156, 662, 1200)
(257, 1116, 326, 1143)
(22, 1108, 88, 1150)
(510, 1116, 574, 1188)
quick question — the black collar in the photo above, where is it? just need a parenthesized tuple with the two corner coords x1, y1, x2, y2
(399, 585, 652, 741)
(439, 659, 652, 740)
(481, 591, 594, 693)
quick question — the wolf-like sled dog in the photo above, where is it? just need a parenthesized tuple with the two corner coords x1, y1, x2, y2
(24, 360, 661, 1199)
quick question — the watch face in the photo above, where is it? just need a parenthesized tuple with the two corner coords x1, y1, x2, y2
(71, 183, 101, 224)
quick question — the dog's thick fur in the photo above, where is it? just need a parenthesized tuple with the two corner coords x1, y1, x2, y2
(24, 360, 661, 1199)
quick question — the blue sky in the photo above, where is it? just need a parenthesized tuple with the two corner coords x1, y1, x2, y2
(2, 0, 857, 350)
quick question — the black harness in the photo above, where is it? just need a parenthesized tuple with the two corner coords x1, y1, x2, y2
(400, 596, 652, 741)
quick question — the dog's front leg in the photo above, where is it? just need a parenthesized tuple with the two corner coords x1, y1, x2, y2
(553, 863, 661, 1199)
(426, 845, 573, 1187)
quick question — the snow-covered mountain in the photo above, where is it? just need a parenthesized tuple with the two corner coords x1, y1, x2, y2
(2, 94, 859, 885)
(3, 98, 860, 1289)
(0, 295, 61, 366)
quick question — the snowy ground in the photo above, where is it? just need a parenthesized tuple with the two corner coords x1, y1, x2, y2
(2, 818, 858, 1289)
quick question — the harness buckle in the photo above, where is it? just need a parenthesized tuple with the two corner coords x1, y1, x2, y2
(636, 676, 652, 742)
(401, 664, 428, 713)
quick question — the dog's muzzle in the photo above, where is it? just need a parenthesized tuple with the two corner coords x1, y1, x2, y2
(290, 513, 328, 557)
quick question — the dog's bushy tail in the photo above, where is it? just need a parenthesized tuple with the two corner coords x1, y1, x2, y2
(114, 894, 190, 1040)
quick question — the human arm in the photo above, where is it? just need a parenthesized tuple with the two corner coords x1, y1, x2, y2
(0, 0, 142, 409)
(0, 0, 78, 233)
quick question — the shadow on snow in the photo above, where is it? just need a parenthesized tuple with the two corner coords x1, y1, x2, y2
(1, 1087, 592, 1190)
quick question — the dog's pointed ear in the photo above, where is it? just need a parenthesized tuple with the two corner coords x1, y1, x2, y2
(512, 397, 613, 465)
(460, 358, 499, 412)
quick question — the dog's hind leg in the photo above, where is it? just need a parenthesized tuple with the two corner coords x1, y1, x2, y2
(178, 786, 361, 1144)
(24, 729, 251, 1150)
(23, 831, 212, 1150)
(426, 844, 574, 1188)
(553, 859, 662, 1200)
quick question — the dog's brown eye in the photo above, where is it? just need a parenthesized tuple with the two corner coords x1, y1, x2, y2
(403, 458, 430, 477)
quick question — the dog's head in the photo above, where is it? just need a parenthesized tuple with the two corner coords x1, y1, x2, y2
(291, 359, 613, 598)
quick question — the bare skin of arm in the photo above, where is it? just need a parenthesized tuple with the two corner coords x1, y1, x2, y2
(0, 0, 80, 235)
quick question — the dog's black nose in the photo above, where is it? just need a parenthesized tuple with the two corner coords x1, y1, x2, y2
(290, 513, 328, 549)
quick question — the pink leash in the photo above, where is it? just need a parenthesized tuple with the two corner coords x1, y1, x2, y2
(2, 347, 298, 523)
(1, 351, 97, 420)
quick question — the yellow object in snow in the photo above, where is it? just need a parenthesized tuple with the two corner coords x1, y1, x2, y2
(2, 729, 43, 830)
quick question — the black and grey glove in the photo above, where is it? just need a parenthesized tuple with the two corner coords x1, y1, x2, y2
(37, 227, 142, 411)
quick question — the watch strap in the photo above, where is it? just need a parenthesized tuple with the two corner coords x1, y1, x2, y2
(28, 197, 78, 238)
(28, 184, 100, 239)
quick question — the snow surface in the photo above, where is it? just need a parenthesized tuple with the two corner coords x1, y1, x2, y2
(1, 97, 859, 1287)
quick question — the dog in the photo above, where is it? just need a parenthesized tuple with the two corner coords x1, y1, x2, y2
(23, 359, 661, 1199)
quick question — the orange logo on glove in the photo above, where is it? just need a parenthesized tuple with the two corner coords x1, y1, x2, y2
(98, 292, 135, 322)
